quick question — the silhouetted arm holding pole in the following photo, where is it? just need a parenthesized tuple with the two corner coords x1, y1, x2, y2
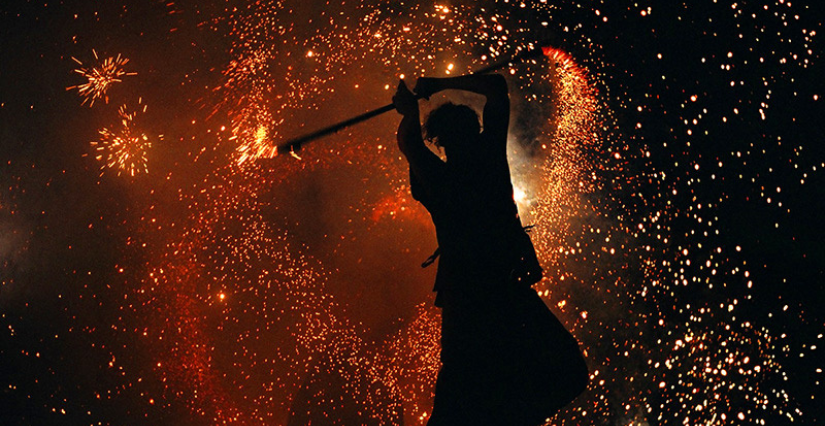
(275, 45, 546, 155)
(393, 80, 423, 158)
(393, 80, 444, 190)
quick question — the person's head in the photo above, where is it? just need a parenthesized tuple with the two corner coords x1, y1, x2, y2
(423, 103, 481, 154)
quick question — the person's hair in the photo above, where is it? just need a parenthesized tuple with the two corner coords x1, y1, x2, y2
(423, 102, 481, 147)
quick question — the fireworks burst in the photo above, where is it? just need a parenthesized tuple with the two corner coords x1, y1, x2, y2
(67, 50, 136, 106)
(89, 101, 152, 177)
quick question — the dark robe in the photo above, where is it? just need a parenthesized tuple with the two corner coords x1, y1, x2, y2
(410, 130, 588, 426)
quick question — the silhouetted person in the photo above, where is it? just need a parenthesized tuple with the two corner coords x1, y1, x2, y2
(394, 74, 588, 426)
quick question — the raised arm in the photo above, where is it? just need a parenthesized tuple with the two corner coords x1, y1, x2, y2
(393, 80, 444, 189)
(414, 74, 510, 142)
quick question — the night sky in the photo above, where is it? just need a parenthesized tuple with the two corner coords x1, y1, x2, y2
(1, 1, 823, 425)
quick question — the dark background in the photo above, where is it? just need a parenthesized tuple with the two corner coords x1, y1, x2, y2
(2, 0, 823, 425)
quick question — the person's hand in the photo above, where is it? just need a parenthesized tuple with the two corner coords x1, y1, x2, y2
(393, 79, 418, 116)
(413, 77, 439, 100)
